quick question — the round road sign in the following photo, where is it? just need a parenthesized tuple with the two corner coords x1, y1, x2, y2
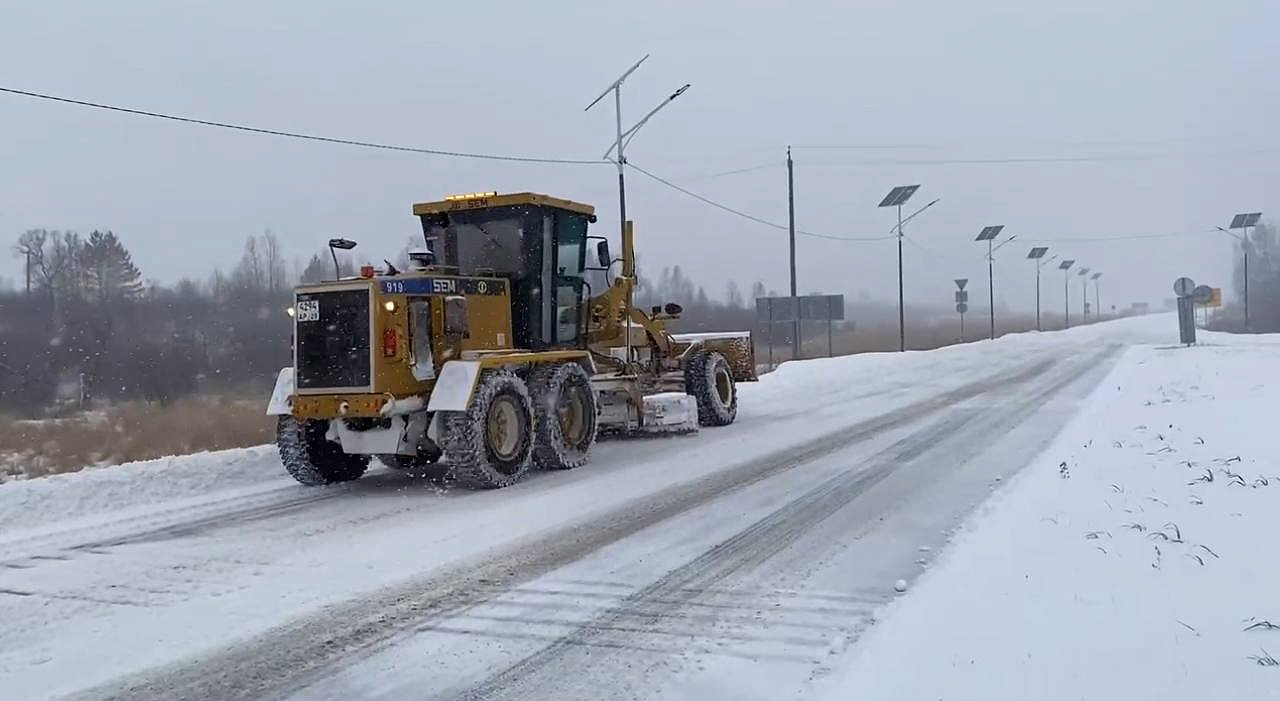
(1192, 284, 1213, 304)
(956, 302, 969, 314)
(1173, 276, 1196, 297)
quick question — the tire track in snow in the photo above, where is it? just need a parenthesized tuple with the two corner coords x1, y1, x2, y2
(451, 345, 1120, 701)
(66, 354, 1076, 701)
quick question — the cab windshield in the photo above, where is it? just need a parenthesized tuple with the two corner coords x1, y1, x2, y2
(422, 208, 531, 278)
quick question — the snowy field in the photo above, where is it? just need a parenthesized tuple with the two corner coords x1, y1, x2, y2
(818, 329, 1280, 700)
(5, 313, 1264, 700)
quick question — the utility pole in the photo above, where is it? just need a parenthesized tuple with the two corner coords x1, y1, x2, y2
(787, 147, 799, 359)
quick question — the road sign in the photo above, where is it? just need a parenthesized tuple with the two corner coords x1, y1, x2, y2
(1173, 277, 1196, 297)
(756, 295, 844, 322)
(1192, 285, 1212, 304)
(955, 278, 968, 290)
(1207, 287, 1222, 308)
(956, 302, 968, 314)
(799, 294, 846, 321)
(955, 290, 968, 303)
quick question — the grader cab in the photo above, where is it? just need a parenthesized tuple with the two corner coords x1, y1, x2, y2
(267, 192, 756, 489)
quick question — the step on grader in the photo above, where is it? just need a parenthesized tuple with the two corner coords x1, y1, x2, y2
(267, 192, 756, 488)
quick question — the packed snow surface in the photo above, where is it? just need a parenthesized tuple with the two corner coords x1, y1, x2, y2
(817, 329, 1280, 700)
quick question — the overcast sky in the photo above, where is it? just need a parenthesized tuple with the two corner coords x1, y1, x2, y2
(2, 0, 1277, 315)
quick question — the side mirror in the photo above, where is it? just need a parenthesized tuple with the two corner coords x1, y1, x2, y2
(444, 295, 469, 337)
(664, 302, 683, 316)
(596, 240, 612, 267)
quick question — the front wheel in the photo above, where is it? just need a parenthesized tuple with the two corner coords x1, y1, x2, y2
(685, 350, 738, 426)
(277, 416, 369, 486)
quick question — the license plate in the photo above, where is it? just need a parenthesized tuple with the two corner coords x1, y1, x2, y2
(296, 300, 320, 322)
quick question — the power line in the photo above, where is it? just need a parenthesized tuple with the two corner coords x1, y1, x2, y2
(680, 161, 779, 180)
(0, 86, 605, 165)
(804, 154, 1160, 166)
(625, 161, 895, 242)
(1029, 230, 1213, 243)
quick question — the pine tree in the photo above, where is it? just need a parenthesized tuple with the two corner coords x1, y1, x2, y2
(80, 230, 142, 303)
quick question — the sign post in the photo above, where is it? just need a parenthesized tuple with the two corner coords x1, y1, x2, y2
(954, 278, 970, 342)
(1174, 276, 1197, 345)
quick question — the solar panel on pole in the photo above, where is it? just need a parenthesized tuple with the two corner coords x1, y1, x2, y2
(975, 225, 1004, 242)
(879, 184, 920, 352)
(877, 185, 919, 208)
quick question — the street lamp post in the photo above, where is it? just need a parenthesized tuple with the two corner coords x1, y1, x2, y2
(1027, 247, 1051, 331)
(586, 55, 690, 243)
(1059, 259, 1076, 328)
(878, 185, 921, 351)
(1223, 212, 1262, 331)
(1091, 272, 1102, 320)
(1078, 267, 1092, 322)
(976, 226, 1015, 340)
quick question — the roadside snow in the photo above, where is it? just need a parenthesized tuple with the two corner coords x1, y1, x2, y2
(817, 332, 1280, 700)
(0, 446, 287, 536)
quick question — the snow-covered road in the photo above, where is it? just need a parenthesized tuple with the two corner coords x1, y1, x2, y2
(0, 316, 1173, 700)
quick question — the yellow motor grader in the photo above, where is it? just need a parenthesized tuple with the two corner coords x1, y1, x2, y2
(266, 192, 756, 489)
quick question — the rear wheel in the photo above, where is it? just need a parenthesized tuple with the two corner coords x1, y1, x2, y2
(441, 370, 534, 488)
(277, 416, 369, 486)
(529, 362, 598, 470)
(685, 350, 738, 426)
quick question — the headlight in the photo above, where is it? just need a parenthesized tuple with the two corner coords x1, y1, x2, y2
(383, 300, 397, 312)
(285, 306, 296, 317)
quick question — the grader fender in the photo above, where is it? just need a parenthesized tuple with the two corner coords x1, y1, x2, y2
(671, 332, 757, 382)
(266, 367, 295, 416)
(426, 361, 483, 412)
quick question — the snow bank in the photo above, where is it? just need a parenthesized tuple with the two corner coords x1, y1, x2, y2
(817, 333, 1280, 700)
(0, 445, 287, 536)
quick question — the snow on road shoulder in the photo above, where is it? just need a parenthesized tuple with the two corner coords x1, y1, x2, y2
(0, 445, 287, 537)
(816, 336, 1280, 700)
